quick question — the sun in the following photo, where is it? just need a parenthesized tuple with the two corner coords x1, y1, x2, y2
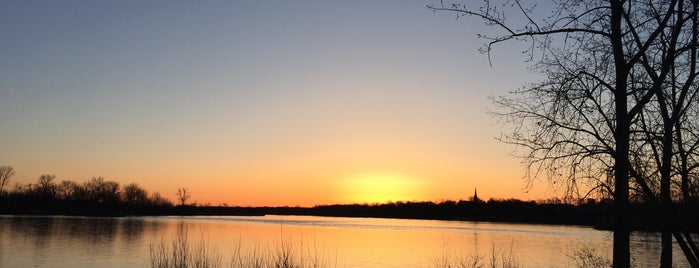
(337, 172, 426, 204)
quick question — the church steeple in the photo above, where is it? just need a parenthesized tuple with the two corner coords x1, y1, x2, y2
(473, 188, 480, 203)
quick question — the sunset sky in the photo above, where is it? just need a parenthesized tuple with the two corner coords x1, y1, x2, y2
(0, 1, 556, 206)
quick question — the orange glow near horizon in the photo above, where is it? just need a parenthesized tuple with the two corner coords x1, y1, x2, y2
(335, 172, 428, 204)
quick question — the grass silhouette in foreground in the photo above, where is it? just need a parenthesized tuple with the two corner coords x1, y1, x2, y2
(149, 228, 335, 268)
(149, 231, 614, 268)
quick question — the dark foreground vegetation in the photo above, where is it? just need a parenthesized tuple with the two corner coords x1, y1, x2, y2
(1, 171, 698, 232)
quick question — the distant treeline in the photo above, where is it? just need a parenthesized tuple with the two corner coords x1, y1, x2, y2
(1, 174, 697, 232)
(0, 175, 175, 216)
(282, 200, 699, 232)
(0, 174, 268, 216)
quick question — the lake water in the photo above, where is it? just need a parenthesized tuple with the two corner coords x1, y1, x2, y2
(0, 215, 690, 267)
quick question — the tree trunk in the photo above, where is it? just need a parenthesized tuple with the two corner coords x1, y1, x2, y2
(611, 0, 630, 267)
(659, 120, 674, 267)
(613, 112, 631, 268)
(659, 109, 674, 267)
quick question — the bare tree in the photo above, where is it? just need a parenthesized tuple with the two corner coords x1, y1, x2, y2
(122, 183, 148, 205)
(429, 1, 699, 267)
(176, 188, 191, 206)
(37, 174, 57, 198)
(149, 192, 173, 207)
(57, 180, 82, 200)
(676, 103, 699, 201)
(631, 12, 699, 262)
(0, 166, 14, 195)
(607, 1, 699, 263)
(83, 177, 121, 204)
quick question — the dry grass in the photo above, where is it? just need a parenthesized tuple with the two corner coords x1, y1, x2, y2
(150, 232, 618, 268)
(431, 243, 520, 268)
(149, 229, 222, 268)
(149, 231, 334, 268)
(569, 246, 611, 268)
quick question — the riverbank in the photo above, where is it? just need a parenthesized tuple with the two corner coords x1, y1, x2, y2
(2, 197, 698, 232)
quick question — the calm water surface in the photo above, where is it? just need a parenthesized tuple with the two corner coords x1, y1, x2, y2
(0, 215, 689, 267)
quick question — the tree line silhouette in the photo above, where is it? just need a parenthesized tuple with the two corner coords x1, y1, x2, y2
(0, 171, 173, 216)
(1, 165, 698, 231)
(264, 199, 698, 232)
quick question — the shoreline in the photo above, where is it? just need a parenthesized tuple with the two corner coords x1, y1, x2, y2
(2, 199, 697, 233)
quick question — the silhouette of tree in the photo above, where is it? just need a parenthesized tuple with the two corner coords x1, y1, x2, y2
(57, 180, 82, 200)
(0, 166, 14, 195)
(631, 31, 699, 264)
(37, 174, 57, 199)
(677, 104, 699, 201)
(84, 177, 120, 204)
(429, 1, 699, 266)
(122, 183, 148, 205)
(150, 192, 173, 207)
(176, 188, 191, 206)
